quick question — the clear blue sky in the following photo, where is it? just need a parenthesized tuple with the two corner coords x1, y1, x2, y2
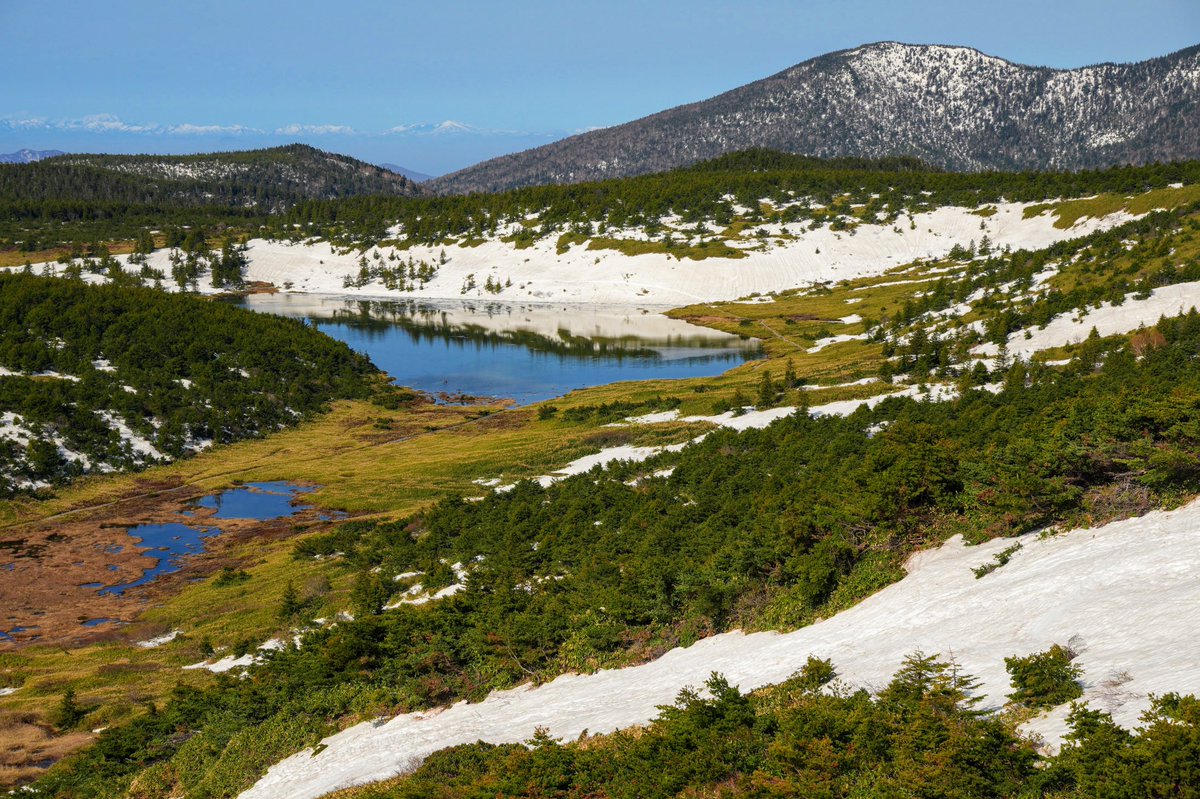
(2, 0, 1196, 175)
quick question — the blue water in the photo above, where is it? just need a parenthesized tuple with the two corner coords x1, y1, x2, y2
(229, 296, 762, 405)
(1, 625, 39, 642)
(80, 618, 119, 627)
(193, 481, 317, 520)
(92, 482, 320, 596)
(98, 523, 220, 596)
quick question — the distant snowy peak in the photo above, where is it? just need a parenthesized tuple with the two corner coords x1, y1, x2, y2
(431, 42, 1200, 194)
(0, 148, 65, 164)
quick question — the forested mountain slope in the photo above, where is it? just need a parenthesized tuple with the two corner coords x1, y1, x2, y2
(0, 144, 419, 211)
(431, 42, 1200, 194)
(0, 275, 379, 495)
(23, 155, 1200, 307)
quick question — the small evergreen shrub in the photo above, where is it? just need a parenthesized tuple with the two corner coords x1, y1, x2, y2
(212, 567, 251, 587)
(1005, 644, 1083, 707)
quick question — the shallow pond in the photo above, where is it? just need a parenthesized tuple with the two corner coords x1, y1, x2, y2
(98, 523, 221, 596)
(97, 482, 319, 596)
(227, 295, 761, 404)
(192, 481, 318, 520)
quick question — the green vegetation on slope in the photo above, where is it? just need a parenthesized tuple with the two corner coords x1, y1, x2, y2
(278, 156, 1200, 248)
(0, 144, 416, 209)
(3, 150, 1197, 272)
(0, 143, 417, 261)
(681, 147, 939, 174)
(27, 302, 1200, 797)
(0, 275, 381, 494)
(873, 204, 1200, 356)
(5, 156, 1200, 796)
(344, 657, 1199, 799)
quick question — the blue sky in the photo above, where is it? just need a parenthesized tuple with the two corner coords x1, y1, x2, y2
(2, 0, 1196, 176)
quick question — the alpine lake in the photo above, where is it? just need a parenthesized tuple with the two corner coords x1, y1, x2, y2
(223, 294, 762, 405)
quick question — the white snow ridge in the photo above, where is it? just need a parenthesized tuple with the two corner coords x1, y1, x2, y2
(240, 499, 1200, 799)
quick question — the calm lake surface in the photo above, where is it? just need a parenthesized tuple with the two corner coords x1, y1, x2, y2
(228, 295, 762, 405)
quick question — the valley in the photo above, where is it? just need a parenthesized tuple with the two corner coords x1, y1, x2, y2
(1, 24, 1199, 793)
(1, 154, 1198, 795)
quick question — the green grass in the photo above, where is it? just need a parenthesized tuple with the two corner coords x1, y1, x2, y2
(8, 193, 1200, 787)
(1023, 183, 1200, 229)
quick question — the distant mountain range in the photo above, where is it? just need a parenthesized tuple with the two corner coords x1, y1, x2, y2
(0, 149, 65, 164)
(0, 144, 420, 208)
(379, 163, 435, 182)
(430, 42, 1200, 194)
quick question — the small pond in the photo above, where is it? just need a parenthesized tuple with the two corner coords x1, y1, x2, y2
(192, 481, 318, 520)
(98, 523, 221, 596)
(96, 482, 319, 596)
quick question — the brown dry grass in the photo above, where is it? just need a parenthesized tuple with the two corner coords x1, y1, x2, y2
(0, 709, 92, 785)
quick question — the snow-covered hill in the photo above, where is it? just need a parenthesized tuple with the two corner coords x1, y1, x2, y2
(242, 499, 1200, 799)
(49, 197, 1143, 306)
(0, 148, 64, 164)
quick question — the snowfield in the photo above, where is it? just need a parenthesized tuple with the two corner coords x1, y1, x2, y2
(37, 200, 1141, 306)
(240, 499, 1200, 799)
(976, 280, 1200, 360)
(229, 202, 1134, 304)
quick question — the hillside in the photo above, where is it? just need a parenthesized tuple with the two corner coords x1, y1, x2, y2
(0, 275, 380, 495)
(430, 42, 1200, 194)
(6, 169, 1200, 797)
(0, 144, 420, 211)
(248, 502, 1200, 799)
(32, 155, 1190, 306)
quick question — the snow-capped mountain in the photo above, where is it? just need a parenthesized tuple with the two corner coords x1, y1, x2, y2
(431, 42, 1200, 194)
(0, 148, 65, 163)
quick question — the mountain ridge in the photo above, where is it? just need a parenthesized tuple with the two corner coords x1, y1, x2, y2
(0, 143, 421, 208)
(379, 162, 434, 182)
(430, 42, 1200, 194)
(0, 148, 65, 164)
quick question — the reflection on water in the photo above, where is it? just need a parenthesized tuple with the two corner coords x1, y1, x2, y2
(97, 482, 319, 596)
(227, 295, 762, 404)
(98, 523, 221, 596)
(194, 481, 318, 520)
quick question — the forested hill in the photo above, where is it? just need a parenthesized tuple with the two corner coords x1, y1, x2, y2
(0, 275, 380, 495)
(282, 155, 1200, 248)
(430, 42, 1200, 194)
(0, 144, 420, 211)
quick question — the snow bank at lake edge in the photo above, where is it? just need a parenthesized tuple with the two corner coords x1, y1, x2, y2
(31, 200, 1143, 307)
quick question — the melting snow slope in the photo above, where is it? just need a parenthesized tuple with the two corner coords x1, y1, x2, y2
(241, 499, 1200, 799)
(231, 203, 1135, 305)
(38, 201, 1142, 307)
(977, 281, 1200, 360)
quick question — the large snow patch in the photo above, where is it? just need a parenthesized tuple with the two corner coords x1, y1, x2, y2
(241, 499, 1200, 799)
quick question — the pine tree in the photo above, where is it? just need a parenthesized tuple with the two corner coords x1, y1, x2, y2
(757, 370, 776, 407)
(53, 688, 86, 730)
(279, 580, 301, 619)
